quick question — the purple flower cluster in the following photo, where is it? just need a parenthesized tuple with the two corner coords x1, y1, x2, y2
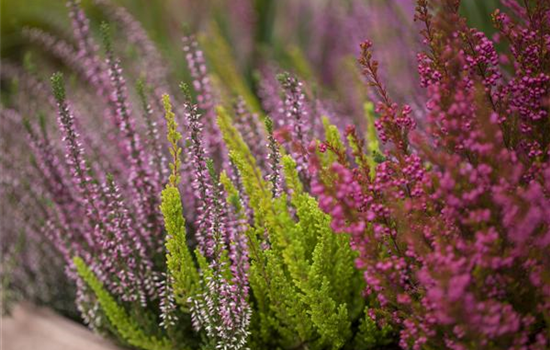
(0, 0, 177, 322)
(103, 23, 164, 253)
(189, 176, 251, 350)
(181, 87, 251, 349)
(52, 72, 156, 305)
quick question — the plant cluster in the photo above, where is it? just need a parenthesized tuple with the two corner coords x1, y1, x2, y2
(1, 0, 548, 350)
(312, 1, 550, 349)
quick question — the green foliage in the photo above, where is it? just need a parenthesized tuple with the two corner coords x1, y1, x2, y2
(355, 308, 395, 350)
(218, 109, 372, 349)
(264, 115, 274, 135)
(281, 155, 303, 196)
(66, 97, 389, 350)
(321, 116, 346, 168)
(217, 105, 271, 226)
(99, 22, 113, 54)
(161, 93, 199, 309)
(73, 257, 172, 350)
(359, 101, 384, 176)
(50, 72, 66, 103)
(363, 102, 379, 156)
(160, 186, 200, 309)
(162, 94, 183, 187)
(220, 171, 243, 214)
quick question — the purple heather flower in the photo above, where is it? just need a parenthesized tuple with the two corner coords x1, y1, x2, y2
(101, 23, 163, 252)
(183, 86, 215, 256)
(182, 34, 226, 167)
(52, 73, 103, 250)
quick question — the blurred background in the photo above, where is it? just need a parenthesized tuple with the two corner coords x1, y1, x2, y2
(0, 0, 503, 55)
(1, 0, 503, 89)
(0, 0, 506, 148)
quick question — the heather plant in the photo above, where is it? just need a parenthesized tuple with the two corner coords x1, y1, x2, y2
(311, 0, 550, 349)
(1, 1, 388, 348)
(0, 0, 548, 350)
(36, 58, 380, 350)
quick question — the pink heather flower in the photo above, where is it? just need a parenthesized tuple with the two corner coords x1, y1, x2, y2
(312, 1, 550, 348)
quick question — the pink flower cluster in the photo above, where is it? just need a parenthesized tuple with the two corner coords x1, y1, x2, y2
(312, 1, 550, 349)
